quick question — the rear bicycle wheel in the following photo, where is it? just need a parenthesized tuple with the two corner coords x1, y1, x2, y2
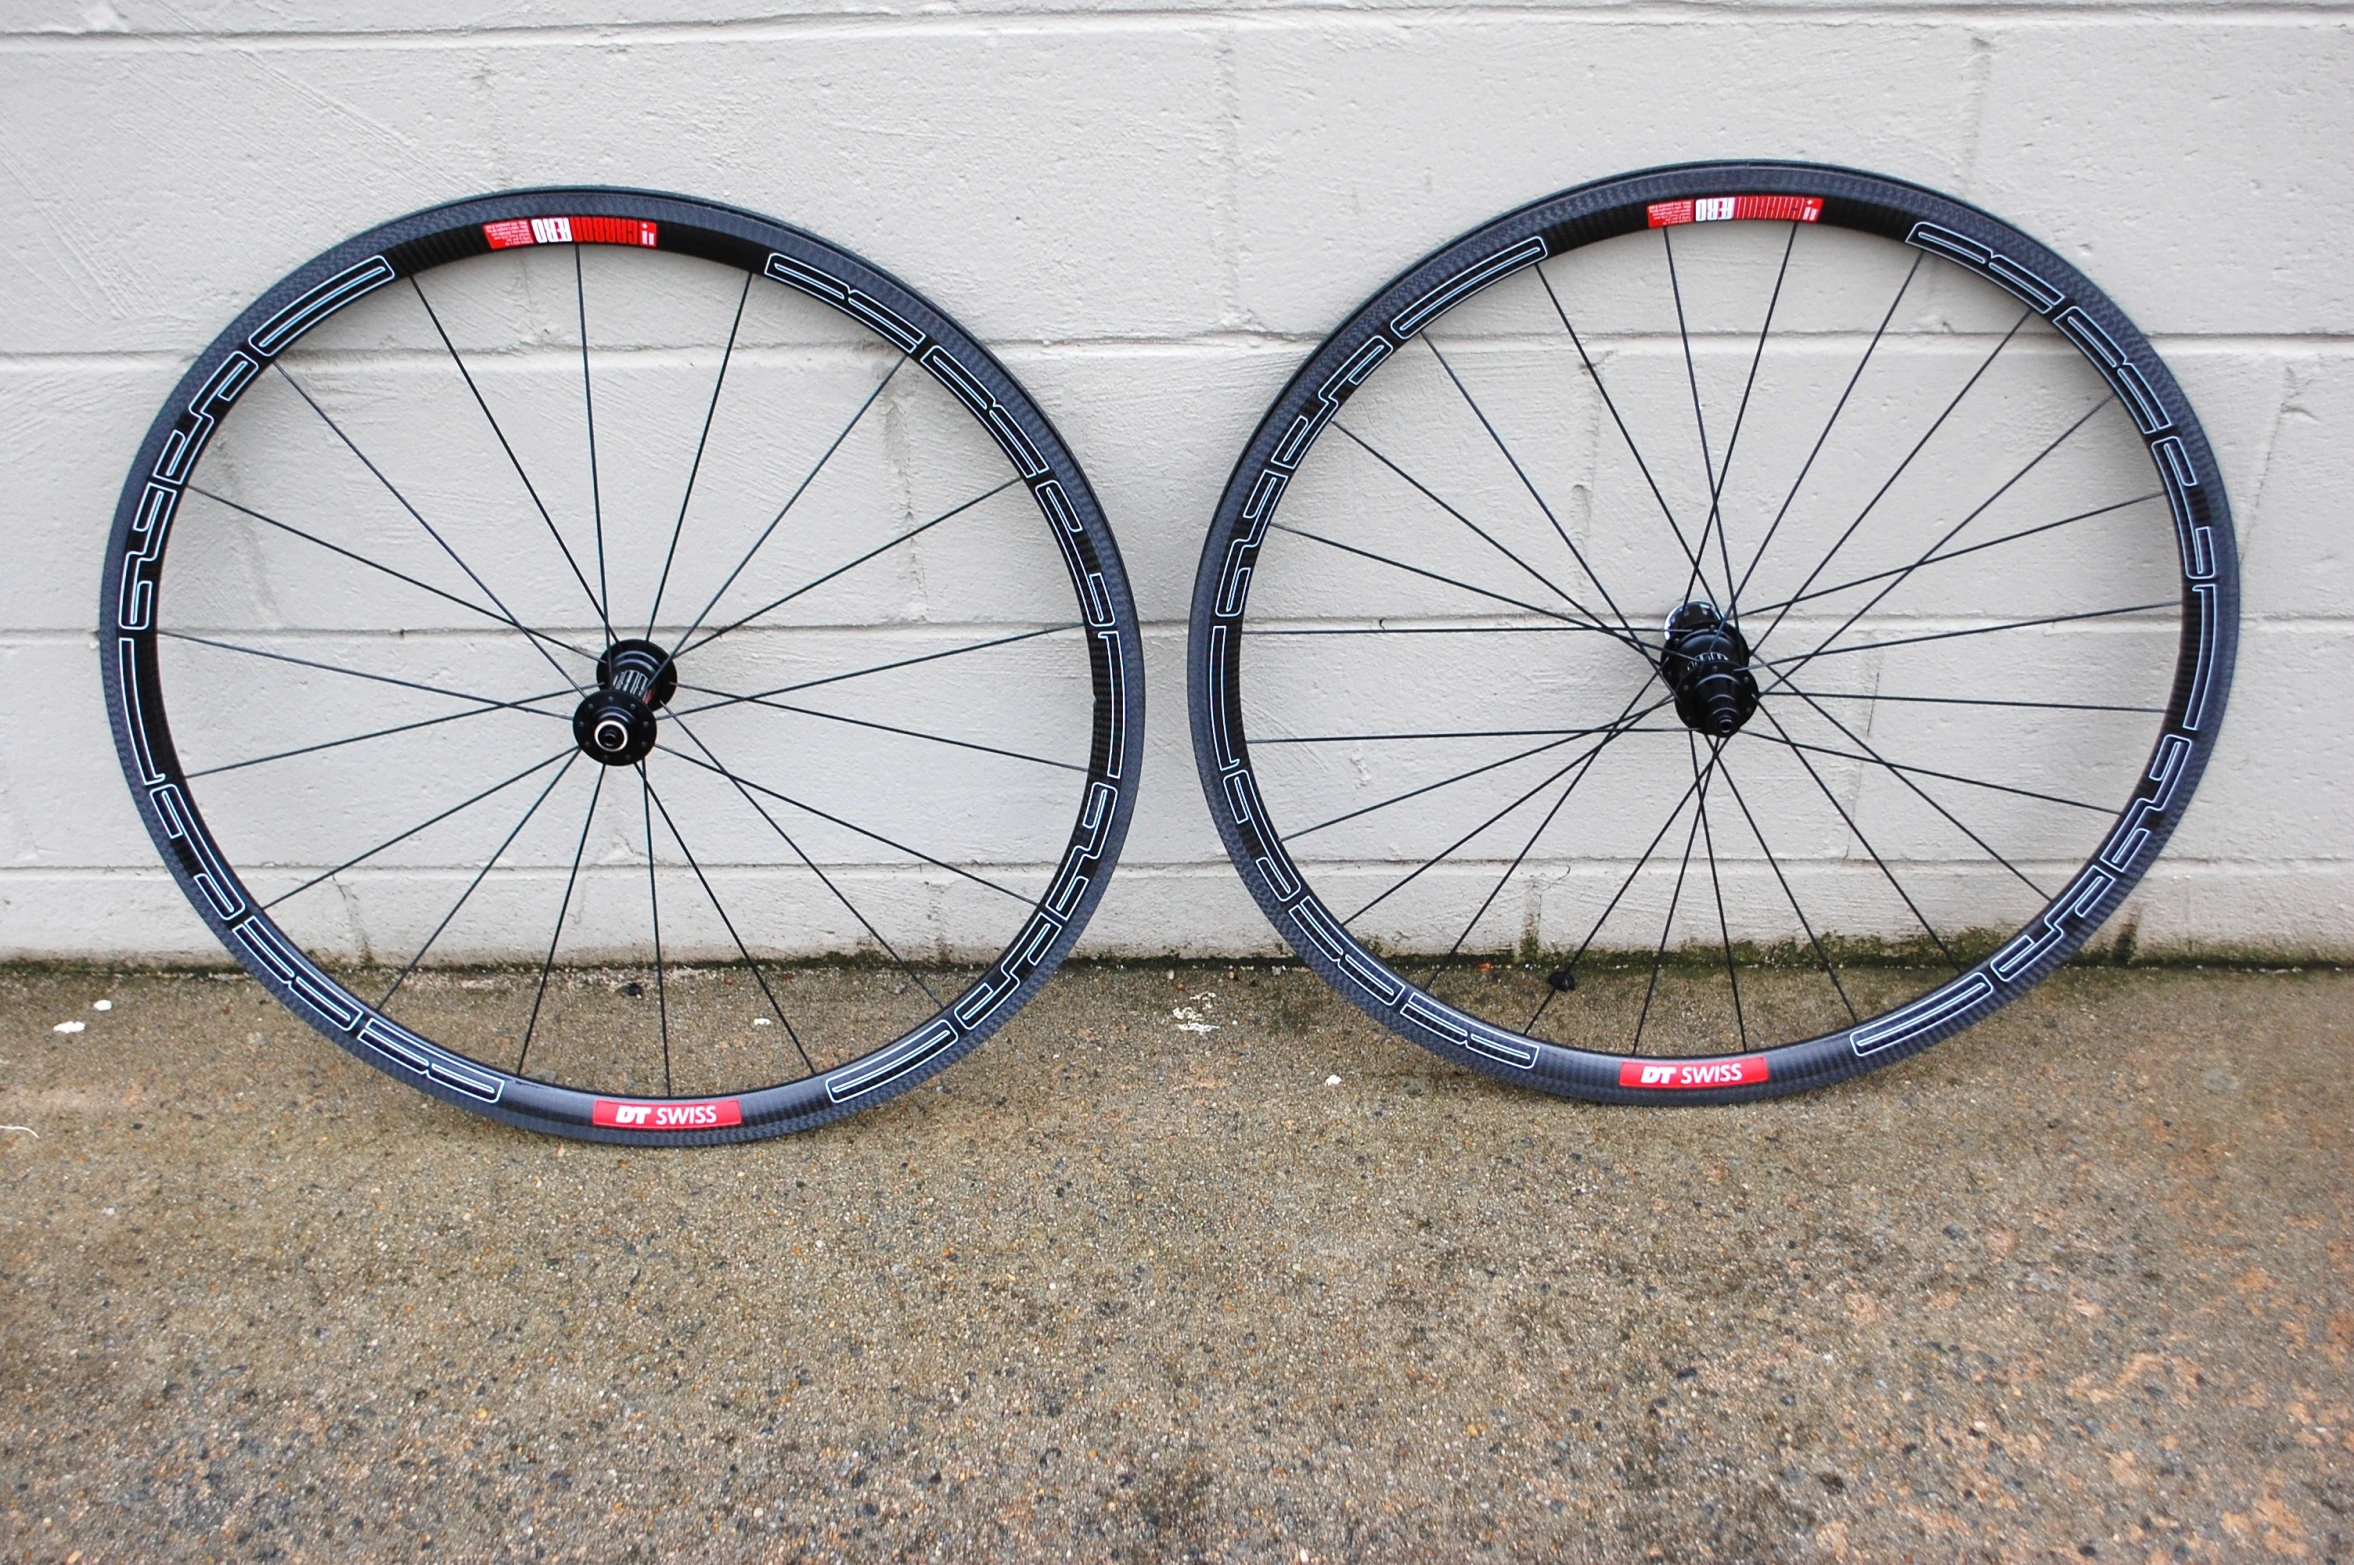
(1189, 161, 2234, 1101)
(103, 188, 1144, 1142)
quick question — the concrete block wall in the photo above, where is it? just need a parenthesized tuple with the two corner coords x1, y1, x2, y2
(2, 1, 2348, 961)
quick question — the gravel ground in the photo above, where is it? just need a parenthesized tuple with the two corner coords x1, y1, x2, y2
(1, 962, 2348, 1563)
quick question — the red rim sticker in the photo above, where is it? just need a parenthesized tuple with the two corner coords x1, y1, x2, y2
(484, 216, 660, 250)
(1647, 196, 1824, 229)
(1618, 1056, 1770, 1089)
(592, 1097, 744, 1130)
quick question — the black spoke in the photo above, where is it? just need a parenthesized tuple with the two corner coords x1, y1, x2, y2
(1713, 752, 1857, 1025)
(1413, 338, 1643, 645)
(666, 715, 1030, 906)
(1738, 491, 2163, 620)
(1685, 216, 1789, 621)
(273, 363, 589, 698)
(1749, 309, 2032, 655)
(646, 271, 753, 637)
(380, 753, 582, 1009)
(639, 765, 671, 1095)
(670, 623, 1081, 719)
(1245, 622, 1605, 640)
(1690, 734, 1746, 1050)
(519, 764, 607, 1076)
(1743, 715, 2111, 817)
(643, 771, 815, 1077)
(160, 630, 566, 719)
(1266, 521, 1643, 648)
(1347, 697, 1660, 925)
(1525, 755, 1715, 1035)
(1426, 684, 1656, 969)
(1535, 263, 1706, 587)
(1753, 700, 1958, 972)
(672, 684, 1083, 771)
(674, 477, 1022, 663)
(1332, 421, 1631, 647)
(1750, 392, 2116, 667)
(1257, 723, 1630, 746)
(262, 747, 574, 910)
(576, 246, 612, 628)
(1750, 601, 2176, 671)
(1731, 251, 1922, 609)
(187, 485, 599, 673)
(1773, 687, 2054, 897)
(1634, 752, 1716, 1054)
(670, 715, 945, 1008)
(410, 274, 611, 638)
(1783, 687, 2163, 717)
(1290, 698, 1677, 841)
(669, 359, 903, 659)
(1662, 224, 1726, 608)
(186, 684, 575, 779)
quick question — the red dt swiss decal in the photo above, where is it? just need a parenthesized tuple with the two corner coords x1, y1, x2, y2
(1647, 195, 1823, 229)
(483, 216, 660, 250)
(592, 1097, 743, 1130)
(1618, 1056, 1770, 1090)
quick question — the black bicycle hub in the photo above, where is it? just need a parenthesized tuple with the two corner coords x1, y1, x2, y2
(573, 640, 679, 767)
(1658, 602, 1759, 738)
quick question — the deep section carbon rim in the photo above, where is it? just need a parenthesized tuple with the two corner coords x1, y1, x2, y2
(104, 189, 1144, 1142)
(1189, 161, 2235, 1102)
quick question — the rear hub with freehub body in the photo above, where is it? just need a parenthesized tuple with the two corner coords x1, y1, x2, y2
(573, 639, 678, 766)
(1659, 601, 1759, 739)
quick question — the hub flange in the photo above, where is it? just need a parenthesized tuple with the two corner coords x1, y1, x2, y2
(1659, 602, 1759, 738)
(573, 639, 677, 766)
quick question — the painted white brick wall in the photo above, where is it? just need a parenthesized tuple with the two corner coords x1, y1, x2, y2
(2, 2, 2347, 960)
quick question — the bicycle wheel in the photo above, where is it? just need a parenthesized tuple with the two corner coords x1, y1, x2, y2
(1189, 161, 2234, 1101)
(103, 188, 1144, 1142)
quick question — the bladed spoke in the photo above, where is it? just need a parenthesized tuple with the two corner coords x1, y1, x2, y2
(664, 717, 1030, 906)
(274, 363, 590, 698)
(1535, 263, 1706, 588)
(646, 271, 753, 637)
(1333, 421, 1631, 648)
(411, 274, 611, 638)
(1691, 734, 1746, 1050)
(518, 763, 606, 1075)
(669, 360, 902, 658)
(670, 715, 946, 1008)
(1266, 522, 1641, 647)
(672, 684, 1082, 771)
(1425, 685, 1655, 971)
(1413, 338, 1642, 645)
(187, 485, 598, 672)
(1750, 392, 2117, 667)
(643, 771, 816, 1077)
(670, 623, 1081, 720)
(1731, 252, 1922, 609)
(1714, 752, 1857, 1025)
(1347, 696, 1658, 925)
(1748, 309, 2032, 654)
(262, 747, 575, 910)
(379, 751, 582, 1010)
(675, 477, 1022, 663)
(1753, 700, 1958, 972)
(187, 684, 575, 779)
(576, 246, 612, 628)
(1288, 698, 1676, 841)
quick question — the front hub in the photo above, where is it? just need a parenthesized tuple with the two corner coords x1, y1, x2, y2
(1659, 602, 1759, 738)
(573, 639, 678, 766)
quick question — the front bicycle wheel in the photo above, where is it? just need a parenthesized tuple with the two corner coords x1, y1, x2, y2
(1189, 161, 2234, 1101)
(104, 188, 1144, 1142)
